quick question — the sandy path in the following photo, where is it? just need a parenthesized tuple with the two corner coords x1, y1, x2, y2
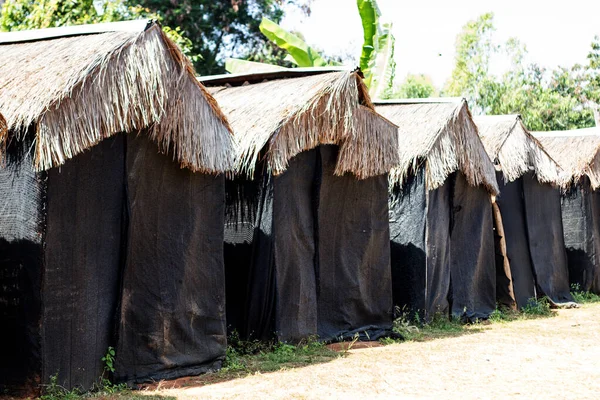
(150, 304, 600, 399)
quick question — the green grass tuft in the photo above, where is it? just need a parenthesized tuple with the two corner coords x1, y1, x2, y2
(571, 284, 600, 304)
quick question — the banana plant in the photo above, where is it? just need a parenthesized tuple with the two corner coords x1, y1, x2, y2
(225, 0, 395, 99)
(357, 0, 396, 99)
(259, 17, 328, 67)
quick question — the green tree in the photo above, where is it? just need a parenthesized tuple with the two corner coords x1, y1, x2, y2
(226, 0, 396, 99)
(132, 0, 311, 75)
(444, 12, 597, 131)
(0, 0, 310, 75)
(387, 74, 437, 99)
(443, 12, 497, 108)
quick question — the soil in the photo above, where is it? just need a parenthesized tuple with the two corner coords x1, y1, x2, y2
(140, 303, 600, 399)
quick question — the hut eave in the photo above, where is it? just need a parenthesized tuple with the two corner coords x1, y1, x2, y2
(0, 22, 234, 174)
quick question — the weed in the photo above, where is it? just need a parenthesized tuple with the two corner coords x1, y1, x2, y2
(221, 333, 339, 377)
(571, 284, 600, 303)
(39, 375, 82, 400)
(522, 297, 552, 316)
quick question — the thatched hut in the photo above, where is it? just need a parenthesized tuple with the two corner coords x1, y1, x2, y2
(374, 98, 499, 321)
(0, 20, 234, 392)
(533, 128, 600, 294)
(476, 115, 573, 308)
(200, 68, 399, 343)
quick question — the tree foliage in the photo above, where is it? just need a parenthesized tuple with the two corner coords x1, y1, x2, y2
(444, 12, 599, 131)
(0, 0, 310, 75)
(386, 74, 437, 99)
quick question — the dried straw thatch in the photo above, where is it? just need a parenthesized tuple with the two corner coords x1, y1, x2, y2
(202, 70, 399, 179)
(533, 128, 600, 189)
(0, 112, 6, 139)
(0, 20, 234, 173)
(374, 99, 499, 195)
(475, 115, 562, 185)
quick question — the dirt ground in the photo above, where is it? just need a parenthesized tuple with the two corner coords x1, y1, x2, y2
(145, 304, 600, 400)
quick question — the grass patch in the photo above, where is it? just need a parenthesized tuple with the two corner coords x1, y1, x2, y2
(571, 284, 600, 304)
(39, 374, 174, 400)
(221, 334, 341, 377)
(381, 309, 474, 344)
(382, 297, 556, 345)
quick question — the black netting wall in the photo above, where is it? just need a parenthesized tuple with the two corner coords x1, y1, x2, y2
(0, 144, 44, 394)
(589, 190, 600, 293)
(561, 179, 600, 293)
(317, 145, 392, 342)
(115, 135, 226, 383)
(425, 177, 452, 317)
(43, 136, 125, 390)
(494, 174, 535, 309)
(272, 149, 319, 342)
(522, 174, 574, 304)
(224, 145, 392, 343)
(389, 170, 452, 320)
(389, 170, 427, 317)
(450, 173, 496, 321)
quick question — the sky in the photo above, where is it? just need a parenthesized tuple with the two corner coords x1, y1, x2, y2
(282, 0, 600, 88)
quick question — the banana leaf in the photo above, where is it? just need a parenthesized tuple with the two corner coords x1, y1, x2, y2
(259, 17, 327, 67)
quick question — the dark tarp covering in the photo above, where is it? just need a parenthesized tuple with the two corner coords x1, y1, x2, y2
(0, 134, 228, 391)
(0, 137, 124, 392)
(0, 146, 44, 394)
(43, 136, 125, 388)
(389, 171, 427, 316)
(389, 170, 451, 319)
(522, 174, 574, 304)
(425, 176, 453, 317)
(561, 178, 600, 294)
(224, 145, 392, 343)
(494, 174, 536, 308)
(115, 135, 227, 383)
(272, 149, 318, 342)
(450, 173, 496, 321)
(317, 145, 392, 341)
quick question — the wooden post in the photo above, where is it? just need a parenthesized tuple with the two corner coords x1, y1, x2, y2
(491, 197, 517, 310)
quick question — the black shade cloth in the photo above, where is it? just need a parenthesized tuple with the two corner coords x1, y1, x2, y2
(317, 145, 392, 341)
(561, 178, 600, 293)
(0, 137, 124, 393)
(272, 149, 318, 342)
(450, 173, 496, 321)
(0, 134, 228, 392)
(43, 136, 125, 389)
(389, 171, 452, 320)
(115, 135, 227, 383)
(494, 175, 536, 308)
(522, 175, 574, 304)
(389, 171, 428, 316)
(224, 145, 392, 343)
(0, 145, 44, 394)
(425, 177, 453, 317)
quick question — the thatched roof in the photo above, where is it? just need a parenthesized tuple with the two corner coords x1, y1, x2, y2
(201, 69, 399, 179)
(533, 128, 600, 189)
(374, 99, 499, 195)
(0, 20, 234, 173)
(475, 115, 563, 185)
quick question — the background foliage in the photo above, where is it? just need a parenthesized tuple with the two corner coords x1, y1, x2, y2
(0, 0, 312, 75)
(2, 2, 598, 129)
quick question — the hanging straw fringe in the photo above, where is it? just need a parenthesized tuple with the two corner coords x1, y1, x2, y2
(0, 25, 234, 174)
(378, 101, 499, 195)
(209, 72, 399, 180)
